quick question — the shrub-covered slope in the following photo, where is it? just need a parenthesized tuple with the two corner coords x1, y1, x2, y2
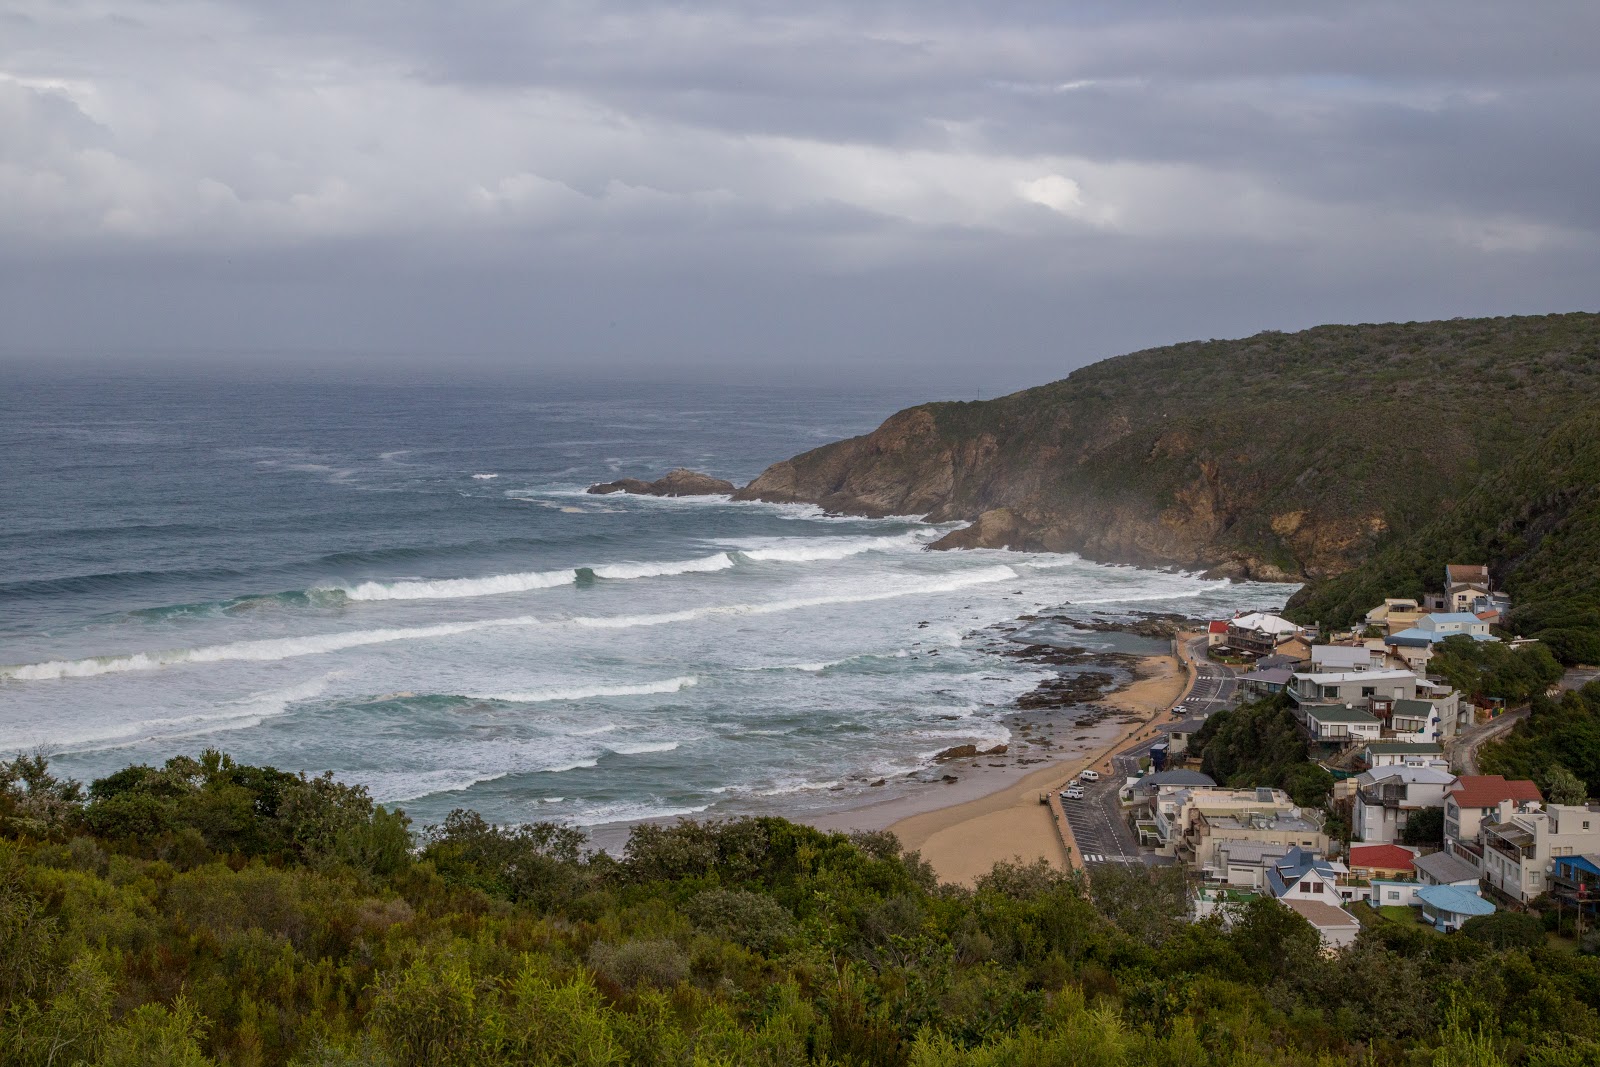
(5, 750, 1600, 1065)
(1285, 410, 1600, 661)
(737, 313, 1600, 582)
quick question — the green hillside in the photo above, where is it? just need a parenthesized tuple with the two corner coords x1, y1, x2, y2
(740, 313, 1600, 584)
(4, 750, 1600, 1066)
(1286, 409, 1600, 663)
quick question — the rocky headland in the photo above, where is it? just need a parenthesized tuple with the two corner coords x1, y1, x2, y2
(730, 313, 1600, 587)
(587, 468, 736, 497)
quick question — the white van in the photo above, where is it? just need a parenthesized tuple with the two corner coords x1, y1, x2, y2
(1079, 769, 1101, 782)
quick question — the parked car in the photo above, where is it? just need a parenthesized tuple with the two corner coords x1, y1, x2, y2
(1079, 770, 1100, 782)
(1063, 787, 1085, 800)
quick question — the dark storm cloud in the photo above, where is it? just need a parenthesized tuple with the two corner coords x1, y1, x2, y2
(1, 0, 1596, 383)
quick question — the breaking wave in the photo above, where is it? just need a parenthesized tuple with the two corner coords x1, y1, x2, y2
(470, 677, 699, 704)
(335, 569, 577, 601)
(587, 554, 734, 580)
(571, 566, 1018, 630)
(4, 567, 1016, 682)
(2, 618, 539, 681)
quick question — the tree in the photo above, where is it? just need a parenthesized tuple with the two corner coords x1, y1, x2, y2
(1402, 807, 1446, 847)
(1547, 764, 1589, 805)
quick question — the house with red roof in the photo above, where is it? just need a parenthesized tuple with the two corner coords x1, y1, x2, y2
(1443, 775, 1542, 867)
(1346, 843, 1416, 881)
(1207, 620, 1230, 647)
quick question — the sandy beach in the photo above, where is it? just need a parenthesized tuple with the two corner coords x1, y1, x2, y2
(808, 636, 1195, 885)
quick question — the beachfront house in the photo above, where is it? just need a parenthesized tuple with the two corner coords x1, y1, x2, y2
(1353, 765, 1455, 844)
(1443, 775, 1543, 868)
(1225, 612, 1302, 658)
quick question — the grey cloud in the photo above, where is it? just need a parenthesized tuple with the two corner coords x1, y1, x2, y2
(0, 0, 1596, 381)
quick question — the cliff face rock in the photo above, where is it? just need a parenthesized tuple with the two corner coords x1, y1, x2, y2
(589, 468, 736, 497)
(736, 313, 1600, 581)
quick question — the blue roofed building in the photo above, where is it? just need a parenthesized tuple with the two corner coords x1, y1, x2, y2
(1416, 884, 1494, 932)
(1550, 855, 1600, 918)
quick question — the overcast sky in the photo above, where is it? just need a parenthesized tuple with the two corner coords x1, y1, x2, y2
(3, 1, 1597, 387)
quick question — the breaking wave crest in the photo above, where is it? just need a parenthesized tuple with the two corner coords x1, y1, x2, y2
(470, 677, 699, 703)
(734, 532, 927, 563)
(4, 567, 1015, 681)
(335, 569, 577, 601)
(571, 565, 1018, 630)
(2, 618, 538, 681)
(587, 554, 734, 580)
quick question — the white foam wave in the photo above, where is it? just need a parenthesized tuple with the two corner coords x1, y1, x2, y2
(734, 532, 927, 563)
(0, 676, 332, 751)
(605, 740, 681, 755)
(472, 677, 698, 704)
(569, 801, 710, 826)
(471, 473, 499, 480)
(590, 553, 734, 580)
(572, 565, 1017, 630)
(337, 568, 577, 601)
(2, 618, 538, 681)
(5, 567, 1015, 682)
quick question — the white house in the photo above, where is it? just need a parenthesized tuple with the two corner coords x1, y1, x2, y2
(1309, 645, 1383, 673)
(1354, 765, 1456, 844)
(1300, 703, 1383, 745)
(1290, 669, 1422, 706)
(1363, 741, 1447, 769)
(1481, 800, 1600, 906)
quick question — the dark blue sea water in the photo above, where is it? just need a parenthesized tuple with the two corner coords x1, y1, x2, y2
(0, 373, 1286, 828)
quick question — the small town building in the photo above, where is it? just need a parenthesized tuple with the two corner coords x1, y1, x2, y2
(1207, 620, 1230, 647)
(1225, 612, 1303, 657)
(1366, 598, 1424, 635)
(1299, 703, 1383, 746)
(1290, 668, 1422, 707)
(1443, 775, 1543, 867)
(1416, 884, 1494, 933)
(1346, 843, 1418, 881)
(1310, 645, 1382, 672)
(1481, 800, 1600, 906)
(1283, 898, 1362, 950)
(1239, 666, 1293, 698)
(1362, 741, 1446, 768)
(1353, 765, 1455, 845)
(1550, 855, 1600, 919)
(1414, 850, 1482, 888)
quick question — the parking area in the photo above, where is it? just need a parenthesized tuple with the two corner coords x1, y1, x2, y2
(1061, 636, 1239, 867)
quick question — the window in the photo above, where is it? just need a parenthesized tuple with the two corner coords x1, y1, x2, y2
(1362, 687, 1376, 697)
(1386, 891, 1400, 901)
(1585, 821, 1591, 831)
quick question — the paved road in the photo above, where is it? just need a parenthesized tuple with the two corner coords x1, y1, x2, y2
(1562, 666, 1600, 692)
(1064, 636, 1235, 866)
(1446, 705, 1529, 775)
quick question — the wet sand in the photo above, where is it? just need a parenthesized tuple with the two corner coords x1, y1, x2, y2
(806, 642, 1191, 886)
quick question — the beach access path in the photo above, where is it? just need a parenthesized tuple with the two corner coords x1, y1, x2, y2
(884, 637, 1193, 885)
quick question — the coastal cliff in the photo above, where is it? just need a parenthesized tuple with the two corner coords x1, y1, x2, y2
(737, 312, 1600, 584)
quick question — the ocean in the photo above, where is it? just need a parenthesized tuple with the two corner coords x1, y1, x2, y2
(0, 373, 1290, 831)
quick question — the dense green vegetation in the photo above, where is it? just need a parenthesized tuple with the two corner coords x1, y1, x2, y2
(1425, 637, 1565, 705)
(1189, 696, 1333, 808)
(1287, 410, 1600, 666)
(5, 748, 1600, 1065)
(1479, 681, 1600, 800)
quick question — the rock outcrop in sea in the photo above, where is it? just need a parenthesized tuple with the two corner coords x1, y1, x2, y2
(588, 468, 737, 497)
